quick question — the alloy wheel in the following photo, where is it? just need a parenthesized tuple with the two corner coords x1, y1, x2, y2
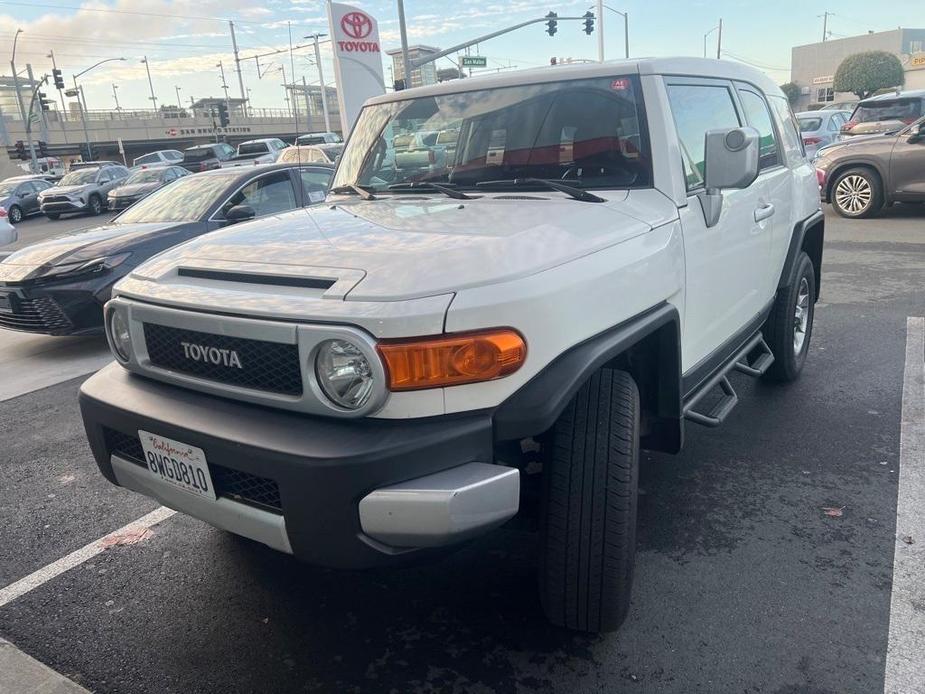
(8, 206, 21, 224)
(793, 277, 810, 355)
(834, 174, 872, 215)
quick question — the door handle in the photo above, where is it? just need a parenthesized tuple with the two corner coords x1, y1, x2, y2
(754, 203, 775, 223)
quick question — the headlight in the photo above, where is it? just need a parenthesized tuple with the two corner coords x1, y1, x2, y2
(39, 253, 131, 280)
(315, 339, 375, 410)
(107, 305, 132, 362)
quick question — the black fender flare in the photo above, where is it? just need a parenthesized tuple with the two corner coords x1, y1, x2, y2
(778, 210, 824, 301)
(493, 302, 683, 453)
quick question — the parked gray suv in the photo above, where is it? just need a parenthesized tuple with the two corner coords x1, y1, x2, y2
(38, 165, 130, 219)
(815, 115, 925, 218)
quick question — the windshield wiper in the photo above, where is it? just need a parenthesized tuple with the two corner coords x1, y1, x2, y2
(475, 178, 606, 203)
(330, 184, 377, 200)
(387, 182, 474, 200)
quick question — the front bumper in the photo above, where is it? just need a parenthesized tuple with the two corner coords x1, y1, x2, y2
(0, 276, 114, 335)
(40, 199, 88, 214)
(80, 364, 518, 568)
(108, 195, 140, 211)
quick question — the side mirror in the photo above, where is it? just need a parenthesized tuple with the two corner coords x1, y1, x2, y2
(907, 123, 923, 143)
(224, 204, 255, 223)
(698, 126, 760, 228)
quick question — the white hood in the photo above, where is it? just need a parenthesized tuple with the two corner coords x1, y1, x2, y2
(132, 190, 677, 302)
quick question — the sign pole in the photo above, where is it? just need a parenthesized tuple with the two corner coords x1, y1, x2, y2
(396, 0, 412, 88)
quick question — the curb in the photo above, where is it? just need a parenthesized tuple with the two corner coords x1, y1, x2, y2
(0, 638, 90, 693)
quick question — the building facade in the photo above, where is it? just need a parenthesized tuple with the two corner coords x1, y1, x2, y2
(790, 28, 925, 111)
(386, 45, 440, 89)
(0, 75, 42, 120)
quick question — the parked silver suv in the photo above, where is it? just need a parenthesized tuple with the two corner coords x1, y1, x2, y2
(38, 164, 130, 219)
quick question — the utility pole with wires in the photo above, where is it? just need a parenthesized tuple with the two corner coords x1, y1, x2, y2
(112, 83, 121, 111)
(229, 21, 248, 116)
(47, 49, 67, 114)
(288, 21, 300, 135)
(819, 11, 833, 41)
(216, 60, 230, 112)
(140, 56, 158, 111)
(305, 32, 332, 134)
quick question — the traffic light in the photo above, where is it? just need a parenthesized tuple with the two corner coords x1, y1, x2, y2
(393, 78, 406, 91)
(14, 140, 26, 160)
(79, 143, 92, 160)
(38, 141, 48, 157)
(52, 68, 65, 90)
(545, 12, 557, 36)
(583, 11, 595, 35)
(38, 91, 53, 112)
(217, 102, 229, 127)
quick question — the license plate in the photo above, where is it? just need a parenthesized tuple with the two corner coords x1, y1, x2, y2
(138, 431, 216, 500)
(0, 294, 11, 313)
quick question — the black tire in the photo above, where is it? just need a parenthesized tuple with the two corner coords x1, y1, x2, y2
(88, 195, 102, 216)
(762, 251, 816, 382)
(45, 212, 60, 220)
(8, 205, 22, 224)
(539, 368, 639, 633)
(830, 167, 882, 219)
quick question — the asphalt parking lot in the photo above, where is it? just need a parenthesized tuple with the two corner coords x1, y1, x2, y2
(0, 206, 923, 693)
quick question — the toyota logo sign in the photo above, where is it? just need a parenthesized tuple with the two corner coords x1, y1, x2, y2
(341, 11, 373, 39)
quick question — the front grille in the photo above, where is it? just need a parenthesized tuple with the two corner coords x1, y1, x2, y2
(0, 295, 73, 333)
(143, 323, 302, 396)
(42, 195, 71, 204)
(104, 427, 283, 513)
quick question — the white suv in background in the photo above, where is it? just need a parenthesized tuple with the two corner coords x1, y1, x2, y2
(80, 58, 822, 634)
(132, 150, 184, 168)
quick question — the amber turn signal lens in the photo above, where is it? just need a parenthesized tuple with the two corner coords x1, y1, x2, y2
(378, 329, 526, 391)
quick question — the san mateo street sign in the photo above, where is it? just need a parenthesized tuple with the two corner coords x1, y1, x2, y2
(460, 55, 487, 68)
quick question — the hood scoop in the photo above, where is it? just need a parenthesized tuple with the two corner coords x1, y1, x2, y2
(178, 267, 335, 290)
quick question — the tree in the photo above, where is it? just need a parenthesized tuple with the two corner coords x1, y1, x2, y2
(834, 51, 904, 100)
(780, 82, 801, 106)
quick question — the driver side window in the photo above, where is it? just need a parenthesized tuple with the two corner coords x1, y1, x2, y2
(220, 171, 297, 218)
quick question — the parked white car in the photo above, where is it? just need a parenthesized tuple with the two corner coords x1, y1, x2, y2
(221, 139, 288, 168)
(295, 131, 342, 145)
(80, 58, 822, 634)
(0, 207, 17, 246)
(132, 150, 184, 168)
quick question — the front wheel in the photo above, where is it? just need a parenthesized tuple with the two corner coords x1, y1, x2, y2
(88, 195, 103, 216)
(762, 251, 816, 382)
(539, 368, 639, 633)
(8, 205, 22, 224)
(831, 167, 882, 218)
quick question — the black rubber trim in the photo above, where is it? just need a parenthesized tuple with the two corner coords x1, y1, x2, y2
(79, 363, 492, 569)
(493, 303, 681, 447)
(178, 268, 335, 290)
(681, 298, 774, 400)
(778, 209, 824, 297)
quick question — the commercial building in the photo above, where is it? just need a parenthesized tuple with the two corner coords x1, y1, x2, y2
(386, 45, 440, 89)
(790, 28, 925, 111)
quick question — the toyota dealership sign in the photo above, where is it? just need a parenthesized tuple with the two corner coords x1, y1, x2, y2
(327, 3, 385, 133)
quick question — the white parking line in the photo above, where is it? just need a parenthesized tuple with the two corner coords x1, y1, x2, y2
(885, 316, 925, 694)
(0, 506, 176, 609)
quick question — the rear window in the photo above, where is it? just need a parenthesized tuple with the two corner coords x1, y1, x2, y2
(798, 117, 822, 132)
(134, 153, 161, 165)
(238, 143, 270, 155)
(182, 147, 215, 162)
(851, 99, 923, 124)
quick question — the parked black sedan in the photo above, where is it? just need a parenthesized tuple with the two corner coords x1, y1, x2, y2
(0, 163, 334, 335)
(107, 165, 189, 211)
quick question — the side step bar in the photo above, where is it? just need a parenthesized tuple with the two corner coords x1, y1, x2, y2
(684, 333, 774, 428)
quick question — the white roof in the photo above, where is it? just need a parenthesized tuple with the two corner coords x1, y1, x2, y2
(366, 57, 782, 105)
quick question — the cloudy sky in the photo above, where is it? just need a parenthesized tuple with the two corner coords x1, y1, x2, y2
(0, 0, 921, 114)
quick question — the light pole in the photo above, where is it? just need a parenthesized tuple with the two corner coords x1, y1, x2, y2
(140, 56, 158, 111)
(72, 56, 126, 159)
(111, 83, 121, 111)
(10, 29, 37, 172)
(279, 65, 291, 120)
(704, 21, 722, 59)
(396, 0, 412, 89)
(593, 4, 629, 59)
(216, 60, 231, 112)
(175, 85, 182, 109)
(304, 32, 331, 133)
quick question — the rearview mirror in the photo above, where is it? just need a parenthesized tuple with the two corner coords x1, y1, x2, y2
(224, 204, 256, 223)
(698, 126, 760, 228)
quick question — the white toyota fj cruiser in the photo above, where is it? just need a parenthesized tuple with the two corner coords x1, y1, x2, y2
(80, 58, 823, 633)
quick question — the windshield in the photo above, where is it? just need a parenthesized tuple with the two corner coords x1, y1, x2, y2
(114, 173, 236, 223)
(124, 169, 165, 184)
(798, 117, 822, 132)
(851, 99, 923, 124)
(182, 147, 215, 161)
(332, 75, 651, 192)
(59, 169, 98, 185)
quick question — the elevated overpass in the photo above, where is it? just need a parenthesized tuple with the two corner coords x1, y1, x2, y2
(1, 107, 335, 166)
